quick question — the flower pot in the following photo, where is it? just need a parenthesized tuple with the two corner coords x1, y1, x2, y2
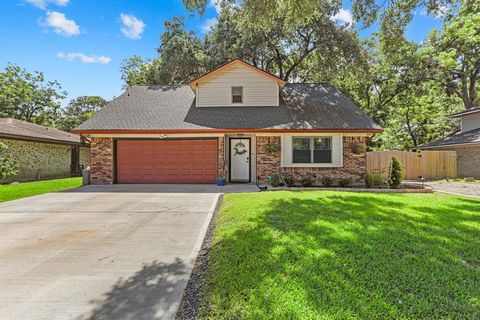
(216, 178, 225, 186)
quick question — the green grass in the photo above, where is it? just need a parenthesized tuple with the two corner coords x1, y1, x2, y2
(0, 177, 82, 203)
(201, 191, 480, 319)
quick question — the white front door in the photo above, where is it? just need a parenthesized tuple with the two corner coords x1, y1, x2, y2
(230, 138, 250, 182)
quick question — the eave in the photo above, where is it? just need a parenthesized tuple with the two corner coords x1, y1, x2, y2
(72, 128, 384, 135)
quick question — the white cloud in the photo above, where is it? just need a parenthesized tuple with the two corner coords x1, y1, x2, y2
(120, 13, 145, 40)
(209, 0, 222, 14)
(41, 11, 80, 36)
(332, 8, 353, 25)
(26, 0, 69, 10)
(201, 17, 217, 33)
(57, 52, 111, 64)
(423, 5, 447, 19)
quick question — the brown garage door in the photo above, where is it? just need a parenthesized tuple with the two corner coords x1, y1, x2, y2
(116, 140, 218, 184)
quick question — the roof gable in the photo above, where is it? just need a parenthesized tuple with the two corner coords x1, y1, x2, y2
(189, 59, 286, 89)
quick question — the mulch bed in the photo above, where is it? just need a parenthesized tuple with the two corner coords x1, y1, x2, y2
(175, 194, 224, 320)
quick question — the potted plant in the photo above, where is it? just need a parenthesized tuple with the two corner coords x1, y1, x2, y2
(216, 173, 226, 186)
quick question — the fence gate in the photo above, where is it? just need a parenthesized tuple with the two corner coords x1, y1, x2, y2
(366, 150, 457, 180)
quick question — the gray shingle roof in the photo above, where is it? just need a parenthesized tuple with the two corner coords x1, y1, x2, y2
(420, 128, 480, 148)
(0, 118, 84, 145)
(74, 84, 382, 131)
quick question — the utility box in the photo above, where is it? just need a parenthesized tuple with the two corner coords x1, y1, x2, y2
(82, 167, 90, 186)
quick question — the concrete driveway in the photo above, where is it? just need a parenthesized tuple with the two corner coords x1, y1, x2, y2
(0, 185, 225, 320)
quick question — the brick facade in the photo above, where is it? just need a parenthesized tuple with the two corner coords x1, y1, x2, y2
(90, 137, 114, 184)
(89, 135, 367, 185)
(256, 136, 367, 186)
(217, 137, 225, 178)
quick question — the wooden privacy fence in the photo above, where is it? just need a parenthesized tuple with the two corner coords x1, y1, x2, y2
(366, 150, 457, 180)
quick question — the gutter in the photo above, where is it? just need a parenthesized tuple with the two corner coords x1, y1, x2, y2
(72, 128, 384, 135)
(0, 133, 87, 146)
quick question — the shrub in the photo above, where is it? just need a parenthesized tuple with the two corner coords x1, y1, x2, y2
(0, 142, 18, 180)
(338, 178, 351, 187)
(283, 177, 294, 187)
(269, 173, 282, 187)
(301, 177, 314, 187)
(321, 176, 333, 187)
(364, 173, 384, 188)
(387, 157, 403, 189)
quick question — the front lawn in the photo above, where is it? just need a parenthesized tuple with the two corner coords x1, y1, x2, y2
(201, 191, 480, 319)
(0, 177, 82, 203)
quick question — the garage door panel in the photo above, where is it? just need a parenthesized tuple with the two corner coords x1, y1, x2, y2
(116, 140, 218, 184)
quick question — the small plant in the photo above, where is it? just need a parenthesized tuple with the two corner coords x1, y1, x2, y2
(269, 173, 282, 187)
(387, 157, 403, 189)
(263, 142, 280, 155)
(301, 177, 314, 187)
(283, 176, 294, 187)
(364, 173, 384, 188)
(0, 142, 18, 180)
(351, 141, 367, 154)
(338, 178, 351, 187)
(321, 176, 333, 187)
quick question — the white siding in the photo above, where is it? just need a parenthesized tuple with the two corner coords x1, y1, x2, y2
(281, 133, 343, 167)
(197, 64, 279, 107)
(461, 112, 480, 132)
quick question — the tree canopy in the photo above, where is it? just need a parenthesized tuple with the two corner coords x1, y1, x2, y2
(58, 96, 108, 132)
(0, 64, 65, 126)
(2, 0, 477, 151)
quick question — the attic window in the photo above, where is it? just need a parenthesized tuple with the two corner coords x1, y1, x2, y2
(232, 86, 243, 103)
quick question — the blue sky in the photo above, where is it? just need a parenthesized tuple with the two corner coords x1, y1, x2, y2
(0, 0, 443, 106)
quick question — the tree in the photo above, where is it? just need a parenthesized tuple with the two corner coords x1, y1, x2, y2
(426, 0, 480, 109)
(0, 142, 18, 180)
(59, 96, 108, 132)
(120, 2, 364, 86)
(378, 82, 461, 150)
(387, 157, 403, 189)
(0, 64, 66, 126)
(121, 17, 208, 87)
(182, 0, 455, 46)
(120, 56, 161, 88)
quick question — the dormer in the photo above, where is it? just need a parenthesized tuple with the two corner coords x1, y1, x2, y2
(190, 59, 285, 107)
(450, 107, 480, 133)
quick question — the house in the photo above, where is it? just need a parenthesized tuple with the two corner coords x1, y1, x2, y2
(0, 118, 89, 183)
(420, 107, 480, 178)
(73, 59, 382, 185)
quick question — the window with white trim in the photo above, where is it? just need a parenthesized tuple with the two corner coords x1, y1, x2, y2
(231, 86, 243, 103)
(292, 137, 332, 163)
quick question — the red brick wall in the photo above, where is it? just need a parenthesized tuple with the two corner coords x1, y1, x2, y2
(217, 137, 225, 178)
(90, 137, 114, 185)
(256, 136, 367, 185)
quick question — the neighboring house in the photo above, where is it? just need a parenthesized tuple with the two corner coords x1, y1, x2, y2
(0, 118, 89, 183)
(73, 59, 382, 185)
(420, 107, 480, 178)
